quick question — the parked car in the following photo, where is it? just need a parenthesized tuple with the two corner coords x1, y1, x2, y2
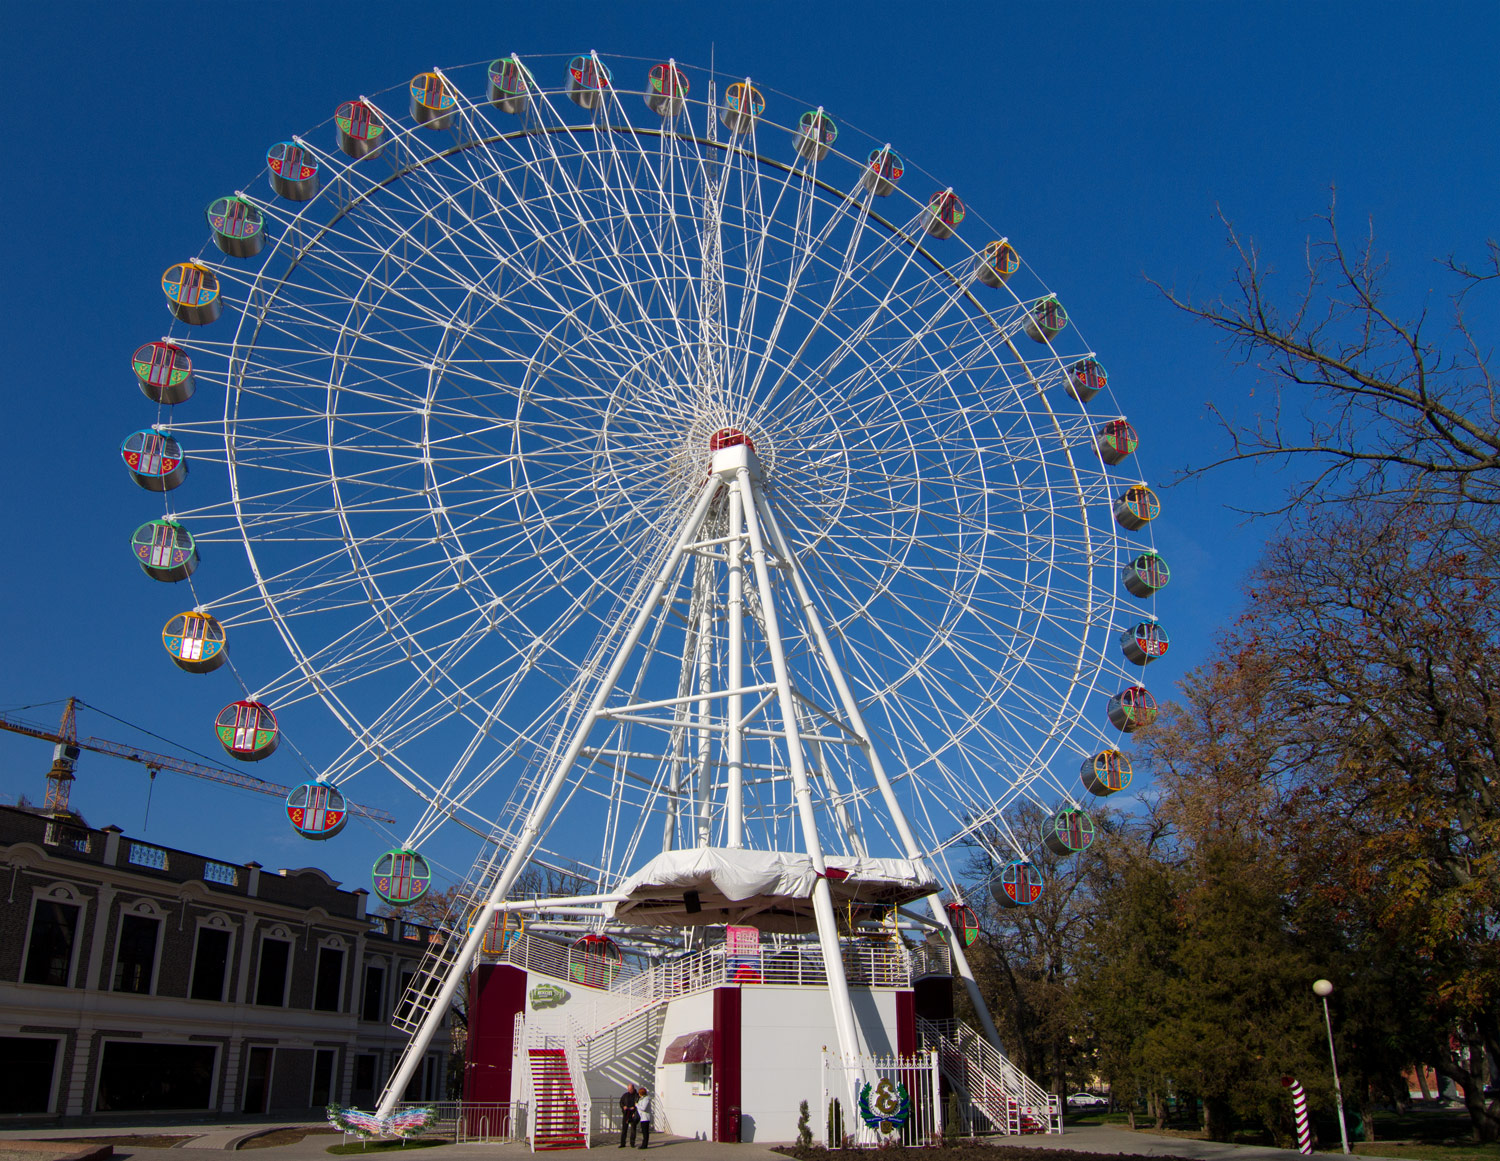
(1068, 1092, 1108, 1107)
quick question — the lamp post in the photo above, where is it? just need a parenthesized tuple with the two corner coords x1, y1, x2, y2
(1313, 979, 1351, 1155)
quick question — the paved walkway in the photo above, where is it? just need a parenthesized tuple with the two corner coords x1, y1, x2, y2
(0, 1123, 1412, 1161)
(990, 1124, 1408, 1161)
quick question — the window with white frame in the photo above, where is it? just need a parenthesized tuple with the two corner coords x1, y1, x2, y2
(21, 885, 85, 987)
(254, 928, 292, 1007)
(190, 916, 234, 1002)
(310, 1047, 337, 1107)
(0, 1035, 64, 1113)
(112, 902, 165, 995)
(314, 939, 346, 1012)
(360, 962, 385, 1022)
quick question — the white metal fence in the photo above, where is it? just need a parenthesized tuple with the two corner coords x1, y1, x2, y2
(820, 1051, 944, 1147)
(390, 1101, 527, 1143)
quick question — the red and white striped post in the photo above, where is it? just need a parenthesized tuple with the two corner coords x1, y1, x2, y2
(1281, 1077, 1313, 1155)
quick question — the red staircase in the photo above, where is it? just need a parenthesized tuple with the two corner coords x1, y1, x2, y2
(529, 1048, 587, 1150)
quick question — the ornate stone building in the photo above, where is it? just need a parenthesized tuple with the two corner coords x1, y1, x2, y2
(0, 805, 449, 1122)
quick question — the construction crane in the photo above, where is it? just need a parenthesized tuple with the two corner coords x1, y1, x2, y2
(0, 696, 396, 825)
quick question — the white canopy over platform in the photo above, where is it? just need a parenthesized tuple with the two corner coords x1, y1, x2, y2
(608, 847, 937, 932)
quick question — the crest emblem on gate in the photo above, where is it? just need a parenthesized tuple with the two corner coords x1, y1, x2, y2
(857, 1078, 911, 1133)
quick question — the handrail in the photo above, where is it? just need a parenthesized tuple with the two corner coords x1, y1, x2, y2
(918, 1017, 1061, 1134)
(562, 1014, 593, 1144)
(522, 1012, 590, 1146)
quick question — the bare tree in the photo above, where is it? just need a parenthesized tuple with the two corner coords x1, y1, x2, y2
(1159, 196, 1500, 516)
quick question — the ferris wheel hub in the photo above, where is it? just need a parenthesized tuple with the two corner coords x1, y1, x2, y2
(710, 436, 762, 481)
(708, 427, 755, 452)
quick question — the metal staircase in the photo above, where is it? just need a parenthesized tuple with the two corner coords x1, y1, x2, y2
(917, 1017, 1061, 1135)
(527, 1048, 588, 1150)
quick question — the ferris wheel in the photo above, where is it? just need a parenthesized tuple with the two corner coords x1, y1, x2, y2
(125, 51, 1169, 1096)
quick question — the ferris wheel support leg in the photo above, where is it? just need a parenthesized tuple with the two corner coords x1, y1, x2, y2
(693, 564, 715, 847)
(725, 483, 746, 848)
(757, 499, 1006, 1049)
(373, 475, 724, 1119)
(738, 465, 866, 1077)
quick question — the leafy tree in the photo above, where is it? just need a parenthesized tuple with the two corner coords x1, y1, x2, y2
(1140, 509, 1500, 1140)
(960, 804, 1108, 1095)
(1075, 834, 1179, 1129)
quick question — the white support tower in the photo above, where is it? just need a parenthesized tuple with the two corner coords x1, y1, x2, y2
(375, 432, 1006, 1116)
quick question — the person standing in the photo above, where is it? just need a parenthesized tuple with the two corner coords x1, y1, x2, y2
(637, 1085, 654, 1149)
(618, 1082, 638, 1148)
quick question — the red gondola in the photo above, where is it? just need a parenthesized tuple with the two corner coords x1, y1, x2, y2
(1096, 419, 1139, 465)
(569, 933, 623, 988)
(132, 341, 195, 405)
(215, 700, 279, 761)
(925, 191, 965, 240)
(336, 100, 386, 158)
(945, 901, 979, 947)
(646, 63, 688, 116)
(1106, 686, 1157, 732)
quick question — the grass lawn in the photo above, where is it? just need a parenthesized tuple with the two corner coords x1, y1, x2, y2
(240, 1128, 341, 1149)
(1348, 1144, 1500, 1161)
(1061, 1100, 1500, 1159)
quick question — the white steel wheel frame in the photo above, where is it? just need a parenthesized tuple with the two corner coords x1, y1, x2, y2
(141, 49, 1163, 1096)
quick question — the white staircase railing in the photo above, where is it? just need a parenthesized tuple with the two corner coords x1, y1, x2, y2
(521, 1014, 591, 1149)
(917, 1017, 1061, 1135)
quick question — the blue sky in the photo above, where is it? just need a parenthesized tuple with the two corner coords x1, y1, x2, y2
(3, 2, 1496, 895)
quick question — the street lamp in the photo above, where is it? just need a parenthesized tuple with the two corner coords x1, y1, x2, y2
(1313, 979, 1351, 1155)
